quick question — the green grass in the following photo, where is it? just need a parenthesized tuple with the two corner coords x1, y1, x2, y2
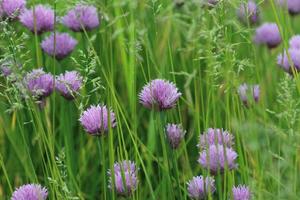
(1, 0, 300, 199)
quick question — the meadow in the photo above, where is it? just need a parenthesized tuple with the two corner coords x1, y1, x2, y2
(0, 0, 300, 199)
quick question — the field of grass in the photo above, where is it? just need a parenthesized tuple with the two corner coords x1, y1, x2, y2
(1, 0, 300, 199)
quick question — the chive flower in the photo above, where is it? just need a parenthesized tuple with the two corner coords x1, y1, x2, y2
(41, 32, 77, 60)
(166, 123, 186, 149)
(187, 176, 216, 199)
(2, 0, 26, 18)
(198, 128, 234, 150)
(289, 35, 300, 50)
(232, 185, 251, 200)
(277, 49, 300, 74)
(24, 68, 54, 100)
(108, 160, 138, 196)
(11, 184, 48, 200)
(79, 104, 116, 135)
(254, 23, 281, 48)
(62, 4, 100, 32)
(237, 1, 259, 25)
(278, 0, 300, 16)
(139, 79, 181, 111)
(56, 71, 83, 100)
(198, 144, 238, 173)
(238, 83, 260, 105)
(19, 5, 55, 34)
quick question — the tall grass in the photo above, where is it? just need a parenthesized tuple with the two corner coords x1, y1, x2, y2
(0, 0, 300, 199)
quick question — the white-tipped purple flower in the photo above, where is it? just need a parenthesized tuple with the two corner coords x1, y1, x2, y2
(19, 5, 55, 34)
(198, 144, 238, 174)
(238, 83, 260, 105)
(254, 23, 281, 49)
(187, 176, 216, 199)
(2, 0, 26, 18)
(166, 123, 186, 149)
(79, 104, 116, 135)
(62, 4, 100, 32)
(41, 32, 77, 60)
(108, 160, 138, 196)
(289, 35, 300, 50)
(24, 68, 54, 100)
(56, 71, 82, 100)
(232, 185, 251, 200)
(11, 184, 48, 200)
(139, 79, 181, 111)
(237, 1, 259, 25)
(277, 49, 300, 74)
(198, 128, 234, 150)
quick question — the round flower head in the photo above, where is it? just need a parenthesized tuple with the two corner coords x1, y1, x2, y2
(56, 71, 82, 100)
(198, 144, 238, 173)
(278, 0, 300, 15)
(289, 35, 300, 50)
(24, 68, 54, 100)
(108, 160, 138, 196)
(187, 176, 216, 199)
(62, 4, 100, 32)
(237, 1, 259, 25)
(11, 184, 48, 200)
(2, 0, 26, 18)
(238, 83, 260, 105)
(277, 49, 300, 74)
(232, 185, 251, 200)
(79, 104, 116, 135)
(198, 128, 234, 150)
(41, 32, 77, 60)
(19, 5, 55, 34)
(139, 79, 181, 111)
(254, 23, 281, 48)
(166, 123, 186, 149)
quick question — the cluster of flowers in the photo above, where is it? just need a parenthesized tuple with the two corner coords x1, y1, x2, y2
(0, 0, 99, 60)
(186, 128, 250, 200)
(1, 0, 277, 199)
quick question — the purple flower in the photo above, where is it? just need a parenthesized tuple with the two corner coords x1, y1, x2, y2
(254, 23, 281, 48)
(24, 68, 54, 99)
(289, 35, 300, 50)
(79, 104, 116, 135)
(1, 61, 13, 77)
(198, 144, 238, 173)
(19, 5, 55, 34)
(2, 0, 26, 18)
(278, 0, 300, 15)
(11, 184, 48, 200)
(238, 83, 260, 105)
(237, 1, 259, 25)
(277, 49, 300, 74)
(62, 4, 100, 32)
(198, 128, 234, 150)
(187, 176, 216, 199)
(166, 123, 186, 149)
(56, 71, 82, 100)
(232, 185, 251, 200)
(108, 160, 138, 196)
(41, 32, 77, 60)
(139, 79, 181, 111)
